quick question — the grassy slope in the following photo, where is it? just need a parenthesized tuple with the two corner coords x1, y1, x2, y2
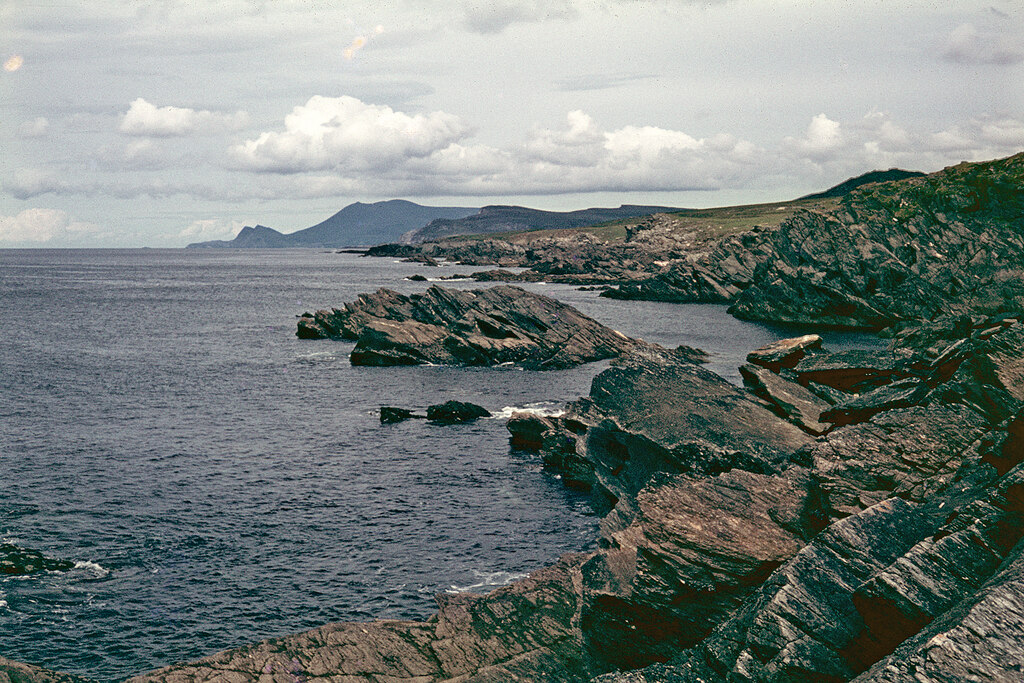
(437, 197, 841, 245)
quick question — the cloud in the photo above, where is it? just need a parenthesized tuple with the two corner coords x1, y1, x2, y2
(942, 23, 1023, 65)
(463, 0, 578, 34)
(0, 208, 99, 243)
(119, 98, 250, 137)
(178, 218, 244, 240)
(18, 117, 49, 137)
(783, 114, 844, 161)
(230, 95, 472, 173)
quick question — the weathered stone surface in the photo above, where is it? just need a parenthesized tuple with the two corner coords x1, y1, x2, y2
(746, 334, 823, 371)
(819, 377, 930, 427)
(805, 404, 990, 519)
(852, 542, 1024, 683)
(0, 658, 93, 683)
(129, 555, 603, 683)
(568, 349, 812, 512)
(298, 285, 648, 370)
(740, 363, 831, 435)
(791, 348, 913, 393)
(579, 469, 811, 670)
(426, 401, 490, 424)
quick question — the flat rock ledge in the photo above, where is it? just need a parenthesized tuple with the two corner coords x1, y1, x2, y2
(297, 284, 652, 370)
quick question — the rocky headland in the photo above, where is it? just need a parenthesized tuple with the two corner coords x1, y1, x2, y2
(381, 153, 1024, 330)
(7, 153, 1024, 681)
(295, 284, 658, 370)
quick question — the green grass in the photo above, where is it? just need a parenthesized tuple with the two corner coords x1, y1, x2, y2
(434, 197, 840, 246)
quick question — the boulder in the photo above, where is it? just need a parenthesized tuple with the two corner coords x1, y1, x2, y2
(426, 401, 491, 424)
(746, 334, 823, 371)
(506, 412, 557, 450)
(791, 348, 913, 393)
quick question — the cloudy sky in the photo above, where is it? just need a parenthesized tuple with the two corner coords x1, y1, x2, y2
(1, 0, 1022, 247)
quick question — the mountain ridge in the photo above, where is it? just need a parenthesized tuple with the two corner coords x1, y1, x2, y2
(186, 200, 478, 249)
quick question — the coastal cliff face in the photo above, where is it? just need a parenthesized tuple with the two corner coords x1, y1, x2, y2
(397, 154, 1023, 331)
(7, 154, 1024, 682)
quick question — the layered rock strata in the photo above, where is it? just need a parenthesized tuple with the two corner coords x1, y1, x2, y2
(297, 284, 651, 370)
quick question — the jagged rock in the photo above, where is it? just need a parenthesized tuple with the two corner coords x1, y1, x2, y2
(852, 460, 1024, 657)
(740, 363, 831, 435)
(297, 285, 649, 370)
(601, 154, 1024, 329)
(580, 468, 811, 669)
(0, 657, 93, 683)
(681, 497, 937, 681)
(566, 348, 812, 512)
(820, 377, 930, 427)
(852, 541, 1024, 682)
(805, 404, 990, 519)
(745, 334, 823, 371)
(379, 406, 424, 423)
(406, 273, 428, 281)
(507, 412, 557, 450)
(426, 401, 490, 424)
(129, 554, 602, 683)
(0, 543, 74, 576)
(791, 348, 913, 393)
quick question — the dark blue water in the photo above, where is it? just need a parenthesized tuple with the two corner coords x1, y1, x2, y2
(0, 249, 882, 680)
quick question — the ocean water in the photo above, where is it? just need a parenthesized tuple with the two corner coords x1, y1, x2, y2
(0, 249, 882, 680)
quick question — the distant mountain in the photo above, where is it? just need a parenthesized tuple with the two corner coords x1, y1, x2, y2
(401, 204, 686, 243)
(186, 200, 478, 248)
(799, 168, 925, 200)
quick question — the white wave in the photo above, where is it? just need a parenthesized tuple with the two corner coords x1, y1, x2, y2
(489, 402, 565, 420)
(446, 570, 530, 594)
(74, 560, 110, 577)
(0, 600, 7, 610)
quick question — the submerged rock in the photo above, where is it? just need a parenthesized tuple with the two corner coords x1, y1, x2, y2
(0, 542, 75, 576)
(379, 406, 424, 423)
(297, 284, 650, 370)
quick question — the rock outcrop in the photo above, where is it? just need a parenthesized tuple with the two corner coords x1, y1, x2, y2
(297, 285, 651, 369)
(605, 153, 1024, 329)
(128, 555, 601, 683)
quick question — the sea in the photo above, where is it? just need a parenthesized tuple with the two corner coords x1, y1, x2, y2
(0, 249, 884, 681)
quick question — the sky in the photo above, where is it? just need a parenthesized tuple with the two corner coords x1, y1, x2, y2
(1, 0, 1022, 248)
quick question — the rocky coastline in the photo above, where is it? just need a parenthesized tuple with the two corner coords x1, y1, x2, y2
(6, 153, 1024, 681)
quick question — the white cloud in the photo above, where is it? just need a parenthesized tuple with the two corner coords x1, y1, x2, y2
(18, 117, 49, 138)
(178, 218, 244, 240)
(942, 23, 1023, 65)
(229, 95, 472, 173)
(119, 98, 250, 137)
(783, 113, 844, 161)
(0, 208, 99, 243)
